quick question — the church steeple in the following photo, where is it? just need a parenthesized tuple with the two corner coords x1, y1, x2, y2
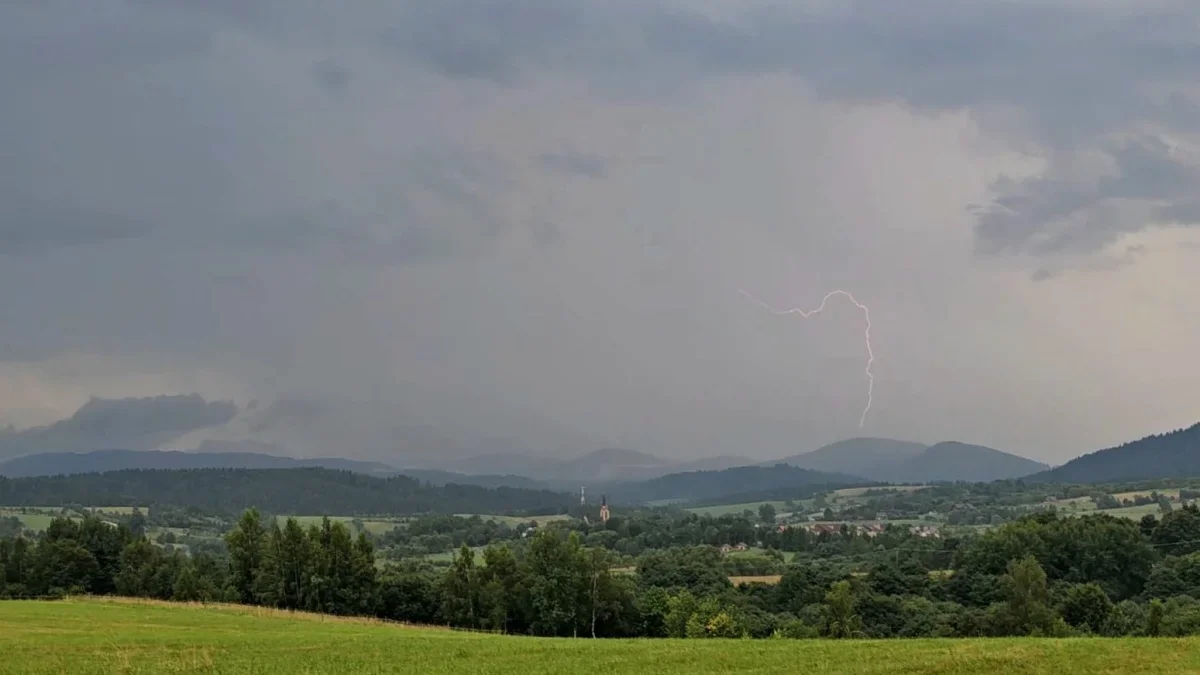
(599, 494, 610, 524)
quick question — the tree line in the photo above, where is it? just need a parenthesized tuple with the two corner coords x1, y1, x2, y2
(6, 505, 1200, 638)
(0, 468, 573, 516)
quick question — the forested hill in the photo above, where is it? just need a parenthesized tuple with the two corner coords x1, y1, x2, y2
(0, 468, 574, 516)
(610, 464, 864, 503)
(1027, 422, 1200, 483)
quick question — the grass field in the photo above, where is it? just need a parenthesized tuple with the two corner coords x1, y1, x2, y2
(0, 506, 130, 532)
(1113, 489, 1180, 501)
(285, 515, 401, 535)
(2, 598, 1200, 674)
(685, 500, 790, 517)
(832, 485, 929, 498)
(453, 513, 572, 526)
(85, 506, 136, 516)
(0, 509, 58, 531)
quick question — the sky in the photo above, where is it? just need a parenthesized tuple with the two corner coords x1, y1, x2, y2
(2, 0, 1200, 465)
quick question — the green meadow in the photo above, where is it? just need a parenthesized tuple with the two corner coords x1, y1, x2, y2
(1, 597, 1199, 674)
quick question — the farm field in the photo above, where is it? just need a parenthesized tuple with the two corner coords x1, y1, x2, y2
(1099, 503, 1163, 520)
(1, 597, 1199, 674)
(729, 574, 783, 585)
(1048, 500, 1163, 522)
(685, 500, 791, 517)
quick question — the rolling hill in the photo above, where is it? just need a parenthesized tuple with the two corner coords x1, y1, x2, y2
(774, 437, 928, 476)
(886, 442, 1048, 483)
(778, 437, 1046, 483)
(610, 464, 864, 504)
(1027, 422, 1200, 483)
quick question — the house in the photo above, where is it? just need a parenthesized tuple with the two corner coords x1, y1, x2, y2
(734, 542, 748, 551)
(909, 525, 941, 539)
(860, 523, 887, 537)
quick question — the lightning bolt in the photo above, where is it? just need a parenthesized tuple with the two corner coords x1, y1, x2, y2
(739, 288, 875, 428)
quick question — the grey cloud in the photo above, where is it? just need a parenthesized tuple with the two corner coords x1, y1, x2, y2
(310, 60, 351, 93)
(1155, 200, 1200, 224)
(538, 151, 609, 179)
(382, 1, 595, 82)
(976, 136, 1200, 255)
(531, 220, 565, 248)
(223, 200, 460, 265)
(0, 395, 238, 460)
(1031, 244, 1148, 282)
(372, 0, 1200, 258)
(1030, 267, 1056, 282)
(0, 195, 153, 255)
(31, 1, 1194, 259)
(1, 2, 523, 264)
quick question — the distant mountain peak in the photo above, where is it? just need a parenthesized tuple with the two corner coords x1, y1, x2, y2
(776, 437, 1045, 483)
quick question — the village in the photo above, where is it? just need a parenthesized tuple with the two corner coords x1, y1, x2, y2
(718, 521, 941, 554)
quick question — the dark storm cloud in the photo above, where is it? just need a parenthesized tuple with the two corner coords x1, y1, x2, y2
(0, 1, 522, 265)
(10, 1, 1195, 260)
(370, 0, 1200, 258)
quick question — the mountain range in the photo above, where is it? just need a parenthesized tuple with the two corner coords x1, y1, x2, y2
(0, 438, 1042, 492)
(6, 395, 1200, 494)
(776, 437, 1049, 483)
